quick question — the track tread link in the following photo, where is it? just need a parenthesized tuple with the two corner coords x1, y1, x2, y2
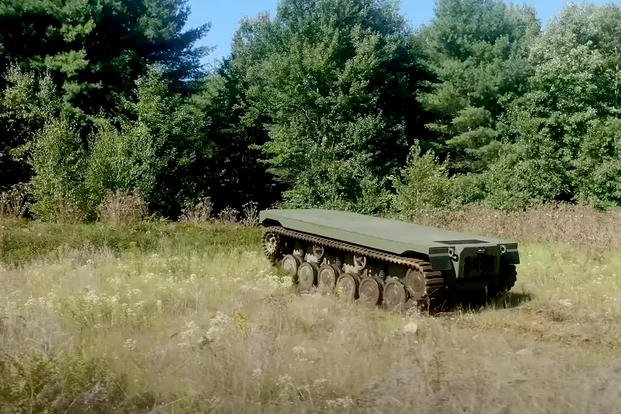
(263, 226, 445, 305)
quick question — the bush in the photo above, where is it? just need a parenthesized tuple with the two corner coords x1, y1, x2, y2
(483, 142, 570, 211)
(241, 201, 259, 227)
(0, 185, 29, 218)
(218, 207, 239, 224)
(450, 174, 486, 205)
(574, 118, 621, 208)
(29, 118, 89, 222)
(180, 197, 214, 223)
(392, 144, 453, 216)
(0, 351, 128, 412)
(97, 190, 148, 225)
(85, 120, 160, 210)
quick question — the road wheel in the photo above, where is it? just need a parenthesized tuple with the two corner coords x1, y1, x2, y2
(358, 276, 383, 305)
(383, 278, 408, 312)
(336, 273, 360, 302)
(297, 262, 318, 293)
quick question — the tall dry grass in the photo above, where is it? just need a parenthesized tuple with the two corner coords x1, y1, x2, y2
(0, 205, 620, 412)
(410, 204, 621, 249)
(97, 190, 148, 225)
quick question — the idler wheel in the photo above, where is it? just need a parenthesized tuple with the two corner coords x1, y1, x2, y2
(404, 267, 445, 310)
(335, 273, 360, 302)
(358, 276, 383, 305)
(383, 278, 408, 311)
(318, 264, 340, 294)
(297, 262, 318, 293)
(282, 254, 302, 279)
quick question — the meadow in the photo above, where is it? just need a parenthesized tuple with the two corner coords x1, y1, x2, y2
(0, 206, 620, 413)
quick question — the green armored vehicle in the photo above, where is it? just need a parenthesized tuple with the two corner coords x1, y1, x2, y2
(260, 209, 519, 310)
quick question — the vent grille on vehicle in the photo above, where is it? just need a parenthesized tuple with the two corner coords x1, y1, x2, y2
(464, 255, 496, 277)
(435, 240, 488, 245)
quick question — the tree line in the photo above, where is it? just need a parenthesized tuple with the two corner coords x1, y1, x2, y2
(0, 0, 619, 221)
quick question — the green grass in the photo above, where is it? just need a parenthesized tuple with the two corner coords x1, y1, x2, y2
(0, 217, 620, 413)
(0, 219, 261, 266)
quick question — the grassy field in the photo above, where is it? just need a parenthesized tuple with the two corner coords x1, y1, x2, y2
(0, 207, 620, 413)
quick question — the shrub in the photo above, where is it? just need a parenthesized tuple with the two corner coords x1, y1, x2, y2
(97, 190, 148, 225)
(218, 207, 239, 224)
(180, 197, 214, 223)
(241, 201, 259, 227)
(574, 118, 621, 208)
(28, 118, 89, 222)
(85, 119, 161, 210)
(392, 144, 453, 216)
(483, 142, 570, 211)
(0, 351, 127, 412)
(450, 174, 486, 205)
(0, 185, 29, 218)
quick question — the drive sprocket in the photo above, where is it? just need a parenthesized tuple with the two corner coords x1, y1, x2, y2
(261, 231, 285, 266)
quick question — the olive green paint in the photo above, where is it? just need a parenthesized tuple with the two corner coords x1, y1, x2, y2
(260, 209, 519, 278)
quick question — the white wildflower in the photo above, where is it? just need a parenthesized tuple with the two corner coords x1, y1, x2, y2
(277, 374, 293, 387)
(515, 348, 533, 356)
(326, 396, 355, 409)
(402, 322, 419, 335)
(123, 338, 136, 351)
(292, 345, 306, 356)
(559, 299, 573, 307)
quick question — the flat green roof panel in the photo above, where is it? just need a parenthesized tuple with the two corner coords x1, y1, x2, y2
(260, 209, 511, 255)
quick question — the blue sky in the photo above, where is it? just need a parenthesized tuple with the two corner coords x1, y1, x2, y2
(186, 0, 621, 66)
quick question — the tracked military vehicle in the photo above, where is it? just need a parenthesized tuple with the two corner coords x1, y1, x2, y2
(260, 209, 519, 311)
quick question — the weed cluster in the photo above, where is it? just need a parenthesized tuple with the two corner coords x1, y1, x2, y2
(0, 185, 28, 218)
(97, 190, 148, 225)
(180, 197, 214, 223)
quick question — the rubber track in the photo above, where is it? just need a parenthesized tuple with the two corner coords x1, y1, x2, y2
(263, 226, 446, 297)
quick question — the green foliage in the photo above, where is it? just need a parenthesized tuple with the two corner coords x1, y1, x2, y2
(196, 61, 282, 212)
(483, 143, 569, 210)
(393, 143, 486, 215)
(451, 173, 486, 205)
(488, 4, 621, 209)
(574, 118, 621, 208)
(129, 68, 213, 215)
(0, 0, 208, 113)
(29, 117, 90, 222)
(233, 0, 424, 212)
(2, 0, 621, 216)
(0, 66, 63, 190)
(0, 1, 208, 207)
(9, 66, 213, 220)
(85, 120, 159, 209)
(419, 0, 540, 173)
(0, 351, 127, 412)
(393, 144, 453, 214)
(84, 68, 180, 211)
(0, 219, 261, 267)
